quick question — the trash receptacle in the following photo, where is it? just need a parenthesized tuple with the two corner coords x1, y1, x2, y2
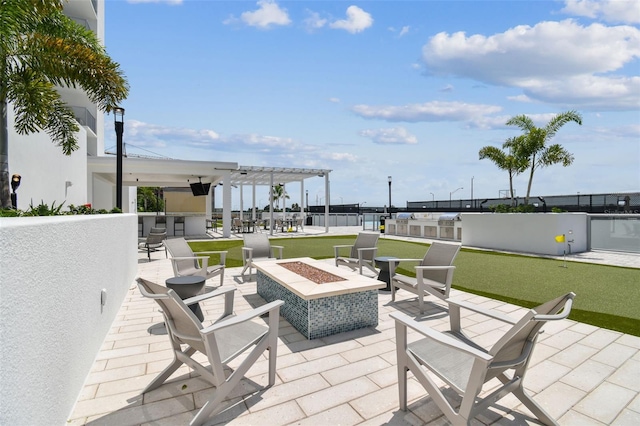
(379, 216, 386, 233)
(306, 216, 312, 226)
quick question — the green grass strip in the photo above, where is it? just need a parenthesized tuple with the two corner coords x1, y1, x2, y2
(189, 235, 640, 336)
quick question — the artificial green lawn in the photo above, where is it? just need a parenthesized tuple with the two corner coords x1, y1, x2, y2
(189, 236, 640, 337)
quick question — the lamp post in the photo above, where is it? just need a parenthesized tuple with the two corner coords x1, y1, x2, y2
(449, 187, 463, 208)
(430, 192, 434, 201)
(305, 190, 308, 213)
(114, 107, 125, 210)
(388, 175, 392, 215)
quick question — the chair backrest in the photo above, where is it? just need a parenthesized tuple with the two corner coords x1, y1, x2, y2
(150, 227, 166, 234)
(145, 232, 166, 246)
(489, 292, 575, 368)
(136, 278, 206, 352)
(420, 242, 461, 283)
(350, 232, 380, 259)
(243, 233, 272, 258)
(165, 238, 199, 271)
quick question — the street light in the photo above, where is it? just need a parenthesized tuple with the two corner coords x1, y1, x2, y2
(388, 176, 392, 214)
(305, 190, 309, 213)
(114, 107, 125, 210)
(430, 192, 434, 201)
(449, 187, 463, 208)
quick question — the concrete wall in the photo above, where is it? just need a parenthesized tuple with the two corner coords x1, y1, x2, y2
(8, 106, 89, 211)
(461, 213, 588, 255)
(0, 214, 137, 426)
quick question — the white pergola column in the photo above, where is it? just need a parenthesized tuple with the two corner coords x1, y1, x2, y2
(269, 172, 274, 236)
(222, 171, 232, 237)
(252, 179, 256, 220)
(324, 173, 330, 233)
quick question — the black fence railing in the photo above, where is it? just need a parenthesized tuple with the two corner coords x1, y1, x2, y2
(405, 192, 639, 214)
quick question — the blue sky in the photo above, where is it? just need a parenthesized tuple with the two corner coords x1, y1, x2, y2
(103, 0, 639, 207)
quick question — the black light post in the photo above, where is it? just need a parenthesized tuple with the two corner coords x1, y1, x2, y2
(388, 175, 392, 215)
(305, 190, 309, 213)
(114, 107, 125, 210)
(449, 187, 463, 208)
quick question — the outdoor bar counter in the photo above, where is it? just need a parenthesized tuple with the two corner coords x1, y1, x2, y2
(138, 213, 206, 237)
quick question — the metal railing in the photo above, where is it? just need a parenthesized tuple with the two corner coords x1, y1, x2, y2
(71, 106, 97, 134)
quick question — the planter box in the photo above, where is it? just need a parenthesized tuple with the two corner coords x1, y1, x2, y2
(461, 213, 588, 255)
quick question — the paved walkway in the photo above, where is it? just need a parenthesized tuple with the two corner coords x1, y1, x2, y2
(68, 227, 640, 425)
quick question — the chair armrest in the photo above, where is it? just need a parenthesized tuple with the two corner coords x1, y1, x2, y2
(356, 247, 378, 260)
(447, 298, 518, 325)
(389, 258, 422, 276)
(270, 245, 284, 259)
(202, 300, 284, 333)
(242, 247, 253, 263)
(334, 244, 354, 257)
(183, 285, 235, 306)
(390, 311, 493, 362)
(194, 250, 228, 265)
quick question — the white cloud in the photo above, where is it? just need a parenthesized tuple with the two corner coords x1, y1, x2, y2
(399, 26, 410, 37)
(359, 127, 418, 145)
(561, 0, 640, 24)
(351, 101, 502, 123)
(303, 10, 327, 32)
(237, 0, 291, 29)
(422, 19, 640, 110)
(328, 97, 341, 103)
(507, 94, 534, 103)
(329, 6, 373, 34)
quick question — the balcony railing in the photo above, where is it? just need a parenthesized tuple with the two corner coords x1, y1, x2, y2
(71, 106, 96, 134)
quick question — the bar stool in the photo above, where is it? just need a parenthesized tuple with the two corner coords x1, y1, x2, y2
(174, 216, 185, 236)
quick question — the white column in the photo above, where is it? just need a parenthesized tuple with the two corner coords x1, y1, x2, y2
(239, 183, 244, 220)
(222, 171, 232, 238)
(300, 180, 304, 220)
(252, 179, 257, 220)
(325, 173, 330, 233)
(269, 173, 274, 236)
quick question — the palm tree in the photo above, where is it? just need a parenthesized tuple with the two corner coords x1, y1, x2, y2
(0, 0, 129, 208)
(270, 184, 289, 210)
(479, 136, 529, 206)
(506, 111, 582, 205)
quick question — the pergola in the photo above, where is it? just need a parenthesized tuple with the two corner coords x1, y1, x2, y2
(87, 157, 331, 237)
(228, 166, 332, 236)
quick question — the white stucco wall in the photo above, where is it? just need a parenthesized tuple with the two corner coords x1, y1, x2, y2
(461, 213, 588, 255)
(8, 106, 89, 211)
(0, 214, 137, 426)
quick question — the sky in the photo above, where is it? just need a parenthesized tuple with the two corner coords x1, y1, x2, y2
(103, 0, 640, 208)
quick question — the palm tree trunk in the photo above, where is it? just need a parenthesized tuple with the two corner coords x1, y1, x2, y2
(525, 154, 537, 205)
(508, 171, 515, 206)
(0, 99, 11, 209)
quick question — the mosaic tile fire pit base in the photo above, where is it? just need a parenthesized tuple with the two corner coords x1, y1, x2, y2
(255, 258, 384, 340)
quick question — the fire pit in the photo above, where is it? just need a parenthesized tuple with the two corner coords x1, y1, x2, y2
(256, 257, 385, 339)
(278, 261, 345, 284)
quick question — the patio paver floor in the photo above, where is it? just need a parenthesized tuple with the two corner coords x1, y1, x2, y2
(68, 229, 640, 425)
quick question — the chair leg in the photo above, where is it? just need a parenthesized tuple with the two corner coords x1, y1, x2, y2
(143, 346, 196, 393)
(512, 386, 559, 426)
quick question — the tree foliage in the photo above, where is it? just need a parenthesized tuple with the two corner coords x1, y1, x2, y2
(505, 111, 582, 204)
(479, 136, 529, 206)
(1, 0, 129, 207)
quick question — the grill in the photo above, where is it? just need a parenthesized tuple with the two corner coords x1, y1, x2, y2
(438, 213, 460, 227)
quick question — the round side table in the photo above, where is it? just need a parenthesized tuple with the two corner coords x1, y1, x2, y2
(166, 276, 206, 321)
(374, 256, 400, 292)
